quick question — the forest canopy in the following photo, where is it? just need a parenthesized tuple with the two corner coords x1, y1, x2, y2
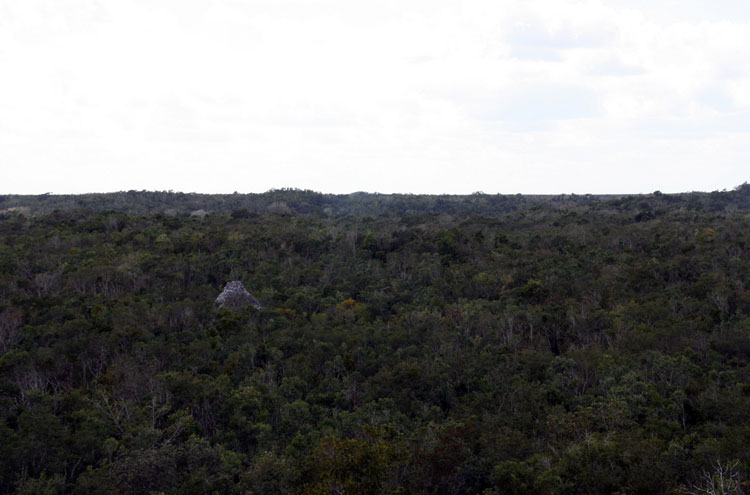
(2, 186, 750, 494)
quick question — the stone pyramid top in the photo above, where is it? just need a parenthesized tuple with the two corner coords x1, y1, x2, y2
(215, 281, 261, 310)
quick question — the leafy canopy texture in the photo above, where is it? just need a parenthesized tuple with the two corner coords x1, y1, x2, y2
(1, 187, 750, 493)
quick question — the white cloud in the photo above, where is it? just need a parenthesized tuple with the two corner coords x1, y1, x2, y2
(1, 0, 750, 194)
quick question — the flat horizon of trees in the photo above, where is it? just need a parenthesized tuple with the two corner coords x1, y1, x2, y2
(2, 182, 749, 218)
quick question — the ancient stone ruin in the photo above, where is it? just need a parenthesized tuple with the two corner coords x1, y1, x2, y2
(215, 281, 262, 310)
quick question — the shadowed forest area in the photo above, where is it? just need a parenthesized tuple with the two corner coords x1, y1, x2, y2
(2, 185, 750, 493)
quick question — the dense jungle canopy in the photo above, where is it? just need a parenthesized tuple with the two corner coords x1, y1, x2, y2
(2, 186, 750, 494)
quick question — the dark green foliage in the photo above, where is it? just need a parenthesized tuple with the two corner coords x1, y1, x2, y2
(1, 188, 750, 493)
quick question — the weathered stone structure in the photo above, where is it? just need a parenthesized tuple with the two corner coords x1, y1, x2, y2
(215, 281, 261, 310)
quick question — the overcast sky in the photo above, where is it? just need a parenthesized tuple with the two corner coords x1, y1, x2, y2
(2, 0, 750, 194)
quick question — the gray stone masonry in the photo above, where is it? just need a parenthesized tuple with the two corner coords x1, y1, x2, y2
(215, 281, 262, 310)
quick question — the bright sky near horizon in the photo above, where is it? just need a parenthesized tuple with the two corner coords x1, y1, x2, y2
(2, 1, 750, 195)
